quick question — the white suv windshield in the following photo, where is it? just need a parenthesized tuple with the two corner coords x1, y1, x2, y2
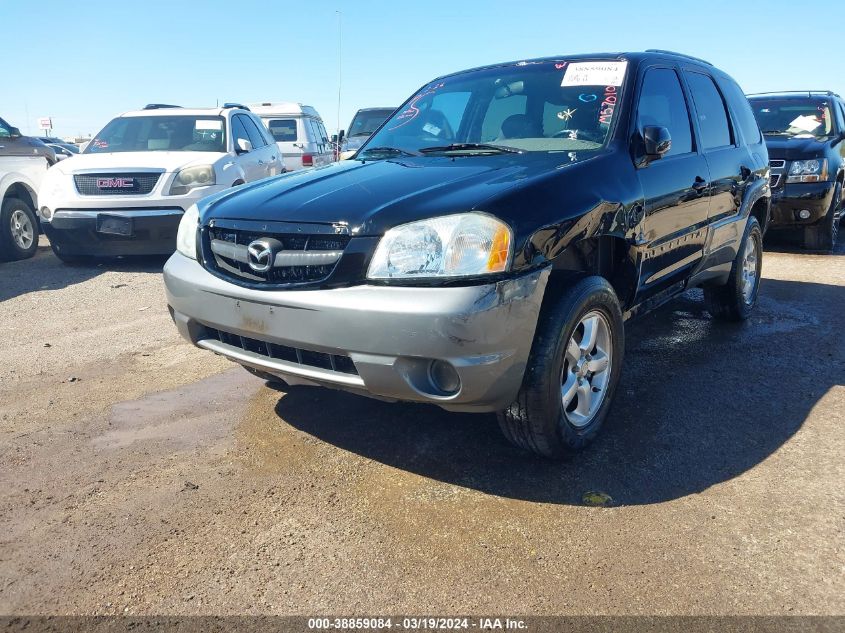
(360, 59, 628, 157)
(86, 115, 227, 153)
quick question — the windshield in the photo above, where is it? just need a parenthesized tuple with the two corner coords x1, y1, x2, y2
(360, 60, 628, 156)
(85, 115, 227, 153)
(749, 99, 835, 138)
(348, 110, 394, 137)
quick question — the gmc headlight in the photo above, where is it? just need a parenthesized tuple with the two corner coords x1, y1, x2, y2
(175, 204, 200, 260)
(167, 165, 216, 195)
(367, 213, 512, 279)
(787, 159, 828, 183)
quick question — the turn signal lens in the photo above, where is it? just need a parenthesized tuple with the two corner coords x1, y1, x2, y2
(487, 225, 511, 273)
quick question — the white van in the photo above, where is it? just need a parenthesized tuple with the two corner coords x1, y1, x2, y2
(249, 103, 334, 171)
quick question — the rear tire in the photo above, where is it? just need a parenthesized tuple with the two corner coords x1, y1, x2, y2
(704, 215, 762, 321)
(0, 197, 39, 261)
(497, 276, 625, 459)
(803, 182, 840, 252)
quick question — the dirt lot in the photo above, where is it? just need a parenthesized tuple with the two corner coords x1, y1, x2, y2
(0, 234, 843, 617)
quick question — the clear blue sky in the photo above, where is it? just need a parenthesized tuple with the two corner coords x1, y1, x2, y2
(4, 0, 843, 139)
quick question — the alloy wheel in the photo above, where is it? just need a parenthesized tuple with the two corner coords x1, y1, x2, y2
(10, 209, 34, 251)
(561, 311, 613, 428)
(741, 236, 759, 304)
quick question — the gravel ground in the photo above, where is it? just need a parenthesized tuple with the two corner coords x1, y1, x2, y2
(0, 234, 843, 617)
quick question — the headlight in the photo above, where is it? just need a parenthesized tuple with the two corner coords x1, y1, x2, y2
(787, 159, 828, 183)
(167, 165, 216, 195)
(367, 213, 512, 279)
(175, 204, 200, 259)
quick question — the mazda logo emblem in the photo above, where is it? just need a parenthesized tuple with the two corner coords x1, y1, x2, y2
(246, 238, 280, 273)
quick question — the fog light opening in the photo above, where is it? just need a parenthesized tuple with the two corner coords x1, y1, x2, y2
(40, 207, 53, 221)
(428, 360, 461, 395)
(798, 209, 811, 220)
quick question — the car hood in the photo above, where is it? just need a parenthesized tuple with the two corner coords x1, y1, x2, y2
(202, 153, 593, 235)
(52, 151, 225, 175)
(763, 135, 833, 160)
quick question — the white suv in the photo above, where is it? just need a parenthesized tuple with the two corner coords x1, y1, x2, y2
(39, 104, 283, 262)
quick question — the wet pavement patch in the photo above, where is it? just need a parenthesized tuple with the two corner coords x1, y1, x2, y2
(92, 369, 259, 451)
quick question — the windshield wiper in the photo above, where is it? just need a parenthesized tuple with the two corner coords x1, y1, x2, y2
(419, 143, 523, 155)
(358, 146, 419, 157)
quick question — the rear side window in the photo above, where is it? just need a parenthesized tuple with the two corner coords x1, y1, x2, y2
(238, 115, 267, 148)
(685, 72, 732, 149)
(308, 119, 328, 144)
(231, 115, 250, 149)
(266, 119, 297, 142)
(637, 67, 693, 157)
(717, 78, 762, 144)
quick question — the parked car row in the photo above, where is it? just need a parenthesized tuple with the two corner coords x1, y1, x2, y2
(3, 50, 843, 459)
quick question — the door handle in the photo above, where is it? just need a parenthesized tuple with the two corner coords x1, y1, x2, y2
(692, 177, 708, 192)
(257, 159, 264, 165)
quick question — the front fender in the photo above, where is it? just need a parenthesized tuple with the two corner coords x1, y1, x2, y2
(0, 168, 41, 207)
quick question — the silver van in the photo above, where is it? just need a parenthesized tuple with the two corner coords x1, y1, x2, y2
(249, 103, 334, 171)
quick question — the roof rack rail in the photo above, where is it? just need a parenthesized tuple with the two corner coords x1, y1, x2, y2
(143, 103, 181, 110)
(645, 49, 712, 66)
(746, 90, 841, 98)
(222, 102, 250, 111)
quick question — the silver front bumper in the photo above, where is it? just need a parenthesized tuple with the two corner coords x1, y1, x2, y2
(163, 253, 549, 412)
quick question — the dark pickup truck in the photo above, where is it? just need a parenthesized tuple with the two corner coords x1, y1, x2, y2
(748, 91, 844, 251)
(165, 50, 770, 458)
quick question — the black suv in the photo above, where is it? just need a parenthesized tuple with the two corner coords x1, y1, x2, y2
(747, 91, 845, 250)
(164, 51, 770, 458)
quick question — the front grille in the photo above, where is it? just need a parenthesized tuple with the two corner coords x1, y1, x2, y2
(202, 326, 358, 375)
(770, 160, 786, 169)
(770, 174, 781, 188)
(74, 172, 161, 196)
(203, 221, 350, 287)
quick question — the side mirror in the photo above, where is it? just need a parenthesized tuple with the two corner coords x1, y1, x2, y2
(832, 131, 845, 148)
(331, 134, 338, 143)
(338, 129, 345, 142)
(9, 127, 22, 139)
(236, 138, 252, 154)
(643, 126, 671, 159)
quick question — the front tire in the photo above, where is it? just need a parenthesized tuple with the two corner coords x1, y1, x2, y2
(704, 215, 763, 321)
(497, 276, 625, 459)
(803, 182, 840, 252)
(0, 197, 39, 261)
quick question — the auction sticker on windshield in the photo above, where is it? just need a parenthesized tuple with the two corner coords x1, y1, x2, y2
(562, 61, 628, 87)
(196, 119, 223, 130)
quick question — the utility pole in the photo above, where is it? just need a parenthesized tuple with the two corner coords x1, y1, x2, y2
(336, 10, 342, 141)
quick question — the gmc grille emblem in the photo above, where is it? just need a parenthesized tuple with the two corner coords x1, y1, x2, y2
(96, 177, 135, 189)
